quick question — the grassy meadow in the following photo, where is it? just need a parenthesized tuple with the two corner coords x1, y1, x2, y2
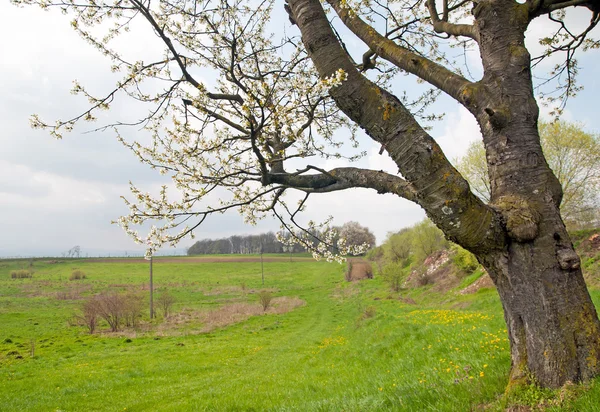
(1, 256, 600, 411)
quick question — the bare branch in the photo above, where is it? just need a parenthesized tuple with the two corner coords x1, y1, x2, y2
(425, 0, 478, 40)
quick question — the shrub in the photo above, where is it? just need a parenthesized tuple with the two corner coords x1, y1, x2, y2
(382, 262, 404, 292)
(452, 245, 479, 275)
(123, 292, 145, 327)
(95, 292, 126, 332)
(257, 290, 272, 312)
(78, 298, 99, 334)
(11, 270, 32, 279)
(157, 291, 176, 318)
(69, 270, 87, 281)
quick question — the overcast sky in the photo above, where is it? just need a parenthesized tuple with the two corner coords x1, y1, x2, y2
(1, 2, 599, 257)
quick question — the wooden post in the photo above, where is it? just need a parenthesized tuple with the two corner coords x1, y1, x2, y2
(261, 246, 264, 286)
(150, 256, 154, 319)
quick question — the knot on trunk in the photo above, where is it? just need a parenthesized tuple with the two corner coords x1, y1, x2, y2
(493, 195, 540, 242)
(557, 248, 580, 271)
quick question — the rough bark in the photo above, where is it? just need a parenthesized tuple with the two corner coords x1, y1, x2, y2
(473, 0, 600, 387)
(288, 0, 600, 389)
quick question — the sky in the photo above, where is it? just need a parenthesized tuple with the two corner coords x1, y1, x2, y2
(1, 2, 599, 257)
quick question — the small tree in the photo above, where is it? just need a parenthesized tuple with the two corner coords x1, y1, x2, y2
(383, 229, 413, 266)
(257, 290, 272, 312)
(156, 291, 176, 318)
(95, 292, 125, 332)
(411, 220, 448, 264)
(382, 262, 404, 293)
(79, 297, 99, 334)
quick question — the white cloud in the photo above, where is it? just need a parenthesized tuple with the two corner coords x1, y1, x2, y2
(435, 106, 482, 163)
(0, 159, 121, 210)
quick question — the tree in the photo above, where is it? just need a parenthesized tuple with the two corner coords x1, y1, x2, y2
(411, 219, 448, 263)
(14, 0, 600, 389)
(338, 221, 376, 252)
(456, 120, 600, 227)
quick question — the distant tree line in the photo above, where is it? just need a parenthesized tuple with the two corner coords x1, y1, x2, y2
(187, 232, 305, 255)
(187, 222, 376, 256)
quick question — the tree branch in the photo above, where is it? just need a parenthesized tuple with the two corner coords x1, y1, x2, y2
(529, 0, 600, 16)
(269, 167, 417, 200)
(425, 0, 478, 40)
(288, 0, 504, 253)
(326, 0, 480, 107)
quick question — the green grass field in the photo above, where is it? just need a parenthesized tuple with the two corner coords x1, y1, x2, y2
(1, 257, 599, 411)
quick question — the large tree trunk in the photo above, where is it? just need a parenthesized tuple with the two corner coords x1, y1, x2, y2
(288, 0, 600, 389)
(474, 0, 600, 388)
(482, 228, 600, 388)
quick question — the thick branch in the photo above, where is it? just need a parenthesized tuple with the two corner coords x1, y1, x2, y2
(269, 167, 417, 200)
(288, 0, 504, 253)
(528, 0, 600, 17)
(326, 0, 479, 107)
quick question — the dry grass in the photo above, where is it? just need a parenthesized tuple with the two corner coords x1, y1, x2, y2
(157, 296, 305, 334)
(55, 284, 93, 300)
(346, 259, 373, 281)
(203, 286, 278, 296)
(330, 283, 359, 301)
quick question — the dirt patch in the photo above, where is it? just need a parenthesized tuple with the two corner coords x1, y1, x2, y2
(459, 274, 495, 295)
(86, 256, 314, 264)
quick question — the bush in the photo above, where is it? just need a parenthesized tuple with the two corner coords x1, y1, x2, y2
(69, 270, 87, 281)
(382, 262, 405, 292)
(157, 291, 176, 318)
(452, 245, 479, 275)
(123, 292, 145, 327)
(77, 292, 146, 332)
(79, 298, 100, 334)
(257, 290, 272, 312)
(95, 292, 126, 332)
(11, 270, 32, 279)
